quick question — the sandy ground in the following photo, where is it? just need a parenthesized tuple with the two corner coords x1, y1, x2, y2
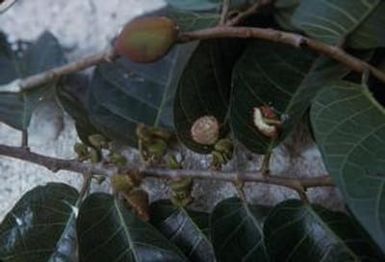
(0, 0, 343, 220)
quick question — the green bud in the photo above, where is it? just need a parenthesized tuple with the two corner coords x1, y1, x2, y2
(88, 134, 109, 150)
(214, 138, 234, 154)
(74, 142, 89, 161)
(147, 139, 168, 158)
(110, 152, 127, 167)
(167, 155, 182, 170)
(89, 148, 102, 163)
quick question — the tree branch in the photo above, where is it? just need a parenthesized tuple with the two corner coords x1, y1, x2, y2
(0, 145, 334, 193)
(0, 144, 115, 176)
(10, 3, 385, 91)
(179, 26, 385, 83)
(19, 48, 117, 91)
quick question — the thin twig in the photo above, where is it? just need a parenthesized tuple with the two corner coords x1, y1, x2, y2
(261, 151, 272, 176)
(226, 0, 272, 26)
(21, 130, 28, 149)
(79, 173, 93, 200)
(19, 48, 117, 91)
(179, 26, 385, 83)
(219, 0, 230, 25)
(0, 145, 334, 193)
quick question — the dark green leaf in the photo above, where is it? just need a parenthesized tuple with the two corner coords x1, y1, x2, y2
(0, 31, 66, 130)
(230, 40, 353, 153)
(165, 0, 220, 11)
(20, 32, 66, 77)
(165, 0, 258, 12)
(211, 197, 270, 262)
(88, 42, 197, 146)
(348, 3, 385, 49)
(167, 9, 219, 31)
(77, 193, 187, 262)
(150, 200, 215, 262)
(0, 32, 19, 84)
(264, 199, 384, 260)
(273, 0, 301, 31)
(311, 80, 385, 252)
(56, 74, 99, 145)
(0, 183, 79, 262)
(291, 0, 385, 49)
(174, 39, 244, 153)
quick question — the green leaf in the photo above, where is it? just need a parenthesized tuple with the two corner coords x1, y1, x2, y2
(311, 81, 385, 252)
(230, 40, 354, 153)
(20, 32, 66, 77)
(56, 74, 99, 145)
(291, 0, 385, 49)
(167, 9, 220, 31)
(150, 200, 215, 262)
(0, 31, 66, 130)
(165, 0, 220, 11)
(165, 0, 258, 12)
(273, 0, 301, 31)
(0, 183, 79, 262)
(211, 197, 270, 261)
(264, 199, 384, 260)
(77, 193, 187, 262)
(348, 3, 385, 49)
(174, 39, 244, 153)
(88, 42, 197, 146)
(0, 32, 19, 84)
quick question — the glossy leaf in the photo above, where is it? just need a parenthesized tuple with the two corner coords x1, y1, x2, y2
(77, 193, 187, 262)
(264, 199, 384, 260)
(230, 40, 356, 154)
(0, 183, 79, 262)
(348, 3, 385, 49)
(167, 9, 219, 31)
(291, 0, 385, 49)
(273, 0, 301, 31)
(165, 0, 220, 11)
(0, 31, 66, 130)
(165, 0, 257, 11)
(311, 81, 385, 252)
(150, 200, 215, 262)
(88, 42, 197, 146)
(56, 74, 99, 145)
(211, 197, 270, 262)
(174, 39, 244, 153)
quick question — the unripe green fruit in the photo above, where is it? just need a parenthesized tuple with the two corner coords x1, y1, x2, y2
(115, 16, 179, 63)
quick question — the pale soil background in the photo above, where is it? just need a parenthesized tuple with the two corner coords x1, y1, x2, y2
(0, 0, 343, 220)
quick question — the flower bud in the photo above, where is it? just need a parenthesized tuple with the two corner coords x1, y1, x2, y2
(88, 134, 109, 150)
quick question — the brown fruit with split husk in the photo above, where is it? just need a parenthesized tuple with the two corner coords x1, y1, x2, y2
(115, 16, 179, 63)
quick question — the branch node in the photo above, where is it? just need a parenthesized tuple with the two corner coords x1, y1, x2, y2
(298, 38, 308, 48)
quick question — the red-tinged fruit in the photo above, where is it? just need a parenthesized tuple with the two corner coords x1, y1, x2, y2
(115, 16, 179, 63)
